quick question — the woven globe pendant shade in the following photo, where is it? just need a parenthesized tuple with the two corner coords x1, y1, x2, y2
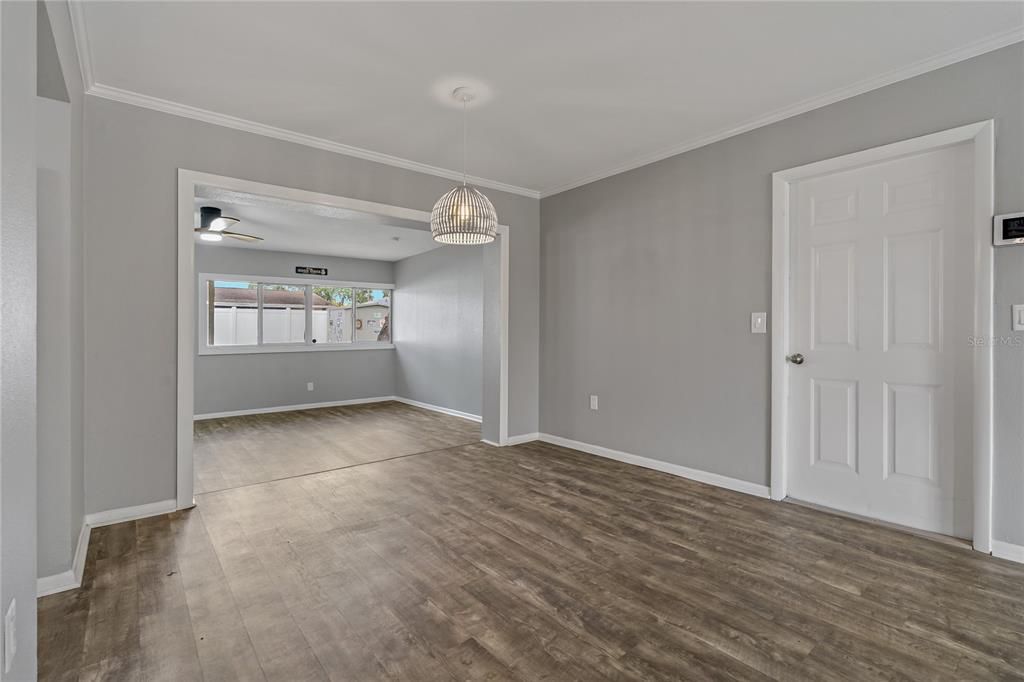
(430, 184, 498, 245)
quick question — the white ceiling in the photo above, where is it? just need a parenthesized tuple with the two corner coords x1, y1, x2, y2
(78, 2, 1023, 197)
(193, 188, 438, 261)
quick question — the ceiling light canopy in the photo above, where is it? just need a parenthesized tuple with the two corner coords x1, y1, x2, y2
(430, 87, 497, 245)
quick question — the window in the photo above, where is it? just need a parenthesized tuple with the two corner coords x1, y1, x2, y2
(208, 280, 258, 346)
(312, 286, 353, 344)
(261, 283, 306, 344)
(355, 289, 392, 342)
(200, 274, 394, 354)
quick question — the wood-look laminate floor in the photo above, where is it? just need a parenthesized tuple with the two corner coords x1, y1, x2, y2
(193, 401, 481, 493)
(40, 411, 1024, 680)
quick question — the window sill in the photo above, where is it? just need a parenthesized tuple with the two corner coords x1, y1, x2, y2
(198, 343, 395, 356)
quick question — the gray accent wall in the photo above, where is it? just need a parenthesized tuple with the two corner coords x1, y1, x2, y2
(83, 96, 539, 515)
(193, 245, 397, 415)
(395, 245, 484, 419)
(540, 44, 1024, 544)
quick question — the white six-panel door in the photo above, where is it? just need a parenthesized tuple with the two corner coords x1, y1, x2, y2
(787, 143, 974, 538)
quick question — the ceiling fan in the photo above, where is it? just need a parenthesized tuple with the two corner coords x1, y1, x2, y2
(194, 206, 263, 242)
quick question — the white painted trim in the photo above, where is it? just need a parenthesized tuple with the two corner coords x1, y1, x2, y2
(481, 439, 501, 447)
(198, 343, 396, 357)
(37, 570, 77, 598)
(72, 520, 90, 587)
(85, 499, 178, 529)
(89, 85, 540, 199)
(195, 396, 397, 421)
(67, 0, 94, 95)
(770, 121, 995, 553)
(538, 433, 771, 499)
(391, 397, 481, 423)
(505, 432, 540, 446)
(497, 223, 510, 446)
(540, 30, 1023, 197)
(178, 170, 511, 507)
(36, 522, 91, 597)
(992, 540, 1024, 564)
(201, 272, 395, 290)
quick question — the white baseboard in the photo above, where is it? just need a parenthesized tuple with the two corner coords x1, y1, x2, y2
(85, 498, 178, 528)
(37, 520, 91, 597)
(194, 396, 395, 420)
(537, 433, 771, 499)
(506, 432, 540, 446)
(992, 539, 1024, 564)
(37, 569, 77, 598)
(481, 439, 501, 447)
(392, 396, 482, 423)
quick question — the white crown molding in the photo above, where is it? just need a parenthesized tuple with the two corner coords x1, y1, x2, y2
(539, 28, 1024, 198)
(68, 0, 1020, 202)
(67, 0, 94, 93)
(84, 81, 541, 199)
(68, 2, 538, 198)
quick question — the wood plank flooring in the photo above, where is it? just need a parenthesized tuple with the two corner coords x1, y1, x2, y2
(40, 407, 1024, 680)
(193, 401, 481, 493)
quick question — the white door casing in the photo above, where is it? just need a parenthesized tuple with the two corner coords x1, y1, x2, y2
(771, 121, 995, 551)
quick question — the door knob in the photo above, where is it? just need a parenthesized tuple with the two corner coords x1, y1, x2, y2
(786, 353, 805, 365)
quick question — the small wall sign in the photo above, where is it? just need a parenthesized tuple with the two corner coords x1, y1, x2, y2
(296, 266, 328, 276)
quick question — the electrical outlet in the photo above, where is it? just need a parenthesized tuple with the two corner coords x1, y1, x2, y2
(589, 395, 599, 411)
(4, 598, 15, 674)
(307, 382, 314, 392)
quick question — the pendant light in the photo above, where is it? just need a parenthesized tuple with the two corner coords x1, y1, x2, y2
(430, 87, 498, 245)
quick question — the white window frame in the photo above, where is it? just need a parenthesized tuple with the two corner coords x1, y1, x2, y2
(198, 272, 395, 355)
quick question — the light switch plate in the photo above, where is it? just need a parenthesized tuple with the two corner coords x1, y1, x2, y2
(1014, 305, 1024, 332)
(751, 312, 767, 334)
(589, 395, 599, 411)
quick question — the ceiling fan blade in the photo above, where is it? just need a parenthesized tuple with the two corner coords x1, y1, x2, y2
(222, 230, 264, 242)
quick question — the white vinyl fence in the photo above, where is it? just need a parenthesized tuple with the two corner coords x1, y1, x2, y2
(213, 307, 356, 345)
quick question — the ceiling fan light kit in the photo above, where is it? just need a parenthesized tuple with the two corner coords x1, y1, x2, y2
(430, 86, 498, 245)
(194, 206, 264, 242)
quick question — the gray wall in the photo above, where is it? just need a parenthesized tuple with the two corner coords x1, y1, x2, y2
(540, 44, 1024, 544)
(394, 246, 484, 418)
(35, 0, 86, 588)
(194, 245, 396, 415)
(37, 96, 74, 579)
(2, 1, 38, 677)
(83, 96, 539, 515)
(36, 0, 67, 103)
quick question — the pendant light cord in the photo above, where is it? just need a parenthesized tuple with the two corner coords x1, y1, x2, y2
(462, 96, 468, 186)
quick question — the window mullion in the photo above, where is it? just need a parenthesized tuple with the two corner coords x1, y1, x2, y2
(305, 285, 313, 346)
(257, 283, 264, 346)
